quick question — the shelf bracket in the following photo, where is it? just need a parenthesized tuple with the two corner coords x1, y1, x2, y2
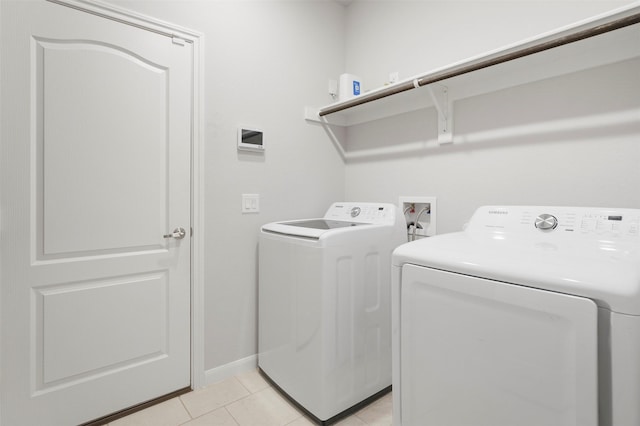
(304, 107, 347, 160)
(426, 84, 453, 144)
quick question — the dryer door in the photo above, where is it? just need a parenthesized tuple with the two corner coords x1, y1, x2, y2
(398, 265, 598, 426)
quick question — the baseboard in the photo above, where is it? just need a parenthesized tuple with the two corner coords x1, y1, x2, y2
(202, 354, 258, 387)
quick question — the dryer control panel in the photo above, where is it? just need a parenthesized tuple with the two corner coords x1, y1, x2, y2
(470, 206, 640, 240)
(324, 202, 398, 225)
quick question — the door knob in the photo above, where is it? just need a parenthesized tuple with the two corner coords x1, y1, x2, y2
(163, 227, 186, 240)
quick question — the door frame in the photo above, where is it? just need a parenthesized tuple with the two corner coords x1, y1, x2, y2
(0, 0, 206, 395)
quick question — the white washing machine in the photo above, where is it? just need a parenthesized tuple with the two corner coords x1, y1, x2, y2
(259, 202, 406, 424)
(391, 205, 640, 426)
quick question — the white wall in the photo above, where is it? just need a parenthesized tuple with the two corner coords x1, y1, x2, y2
(33, 0, 638, 380)
(344, 0, 636, 90)
(108, 0, 347, 373)
(342, 1, 640, 233)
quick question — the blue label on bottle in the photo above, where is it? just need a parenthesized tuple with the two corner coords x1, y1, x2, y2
(353, 80, 360, 96)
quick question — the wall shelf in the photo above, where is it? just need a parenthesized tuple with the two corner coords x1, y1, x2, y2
(305, 4, 640, 132)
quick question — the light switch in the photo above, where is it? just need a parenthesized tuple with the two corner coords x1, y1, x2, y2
(242, 194, 260, 213)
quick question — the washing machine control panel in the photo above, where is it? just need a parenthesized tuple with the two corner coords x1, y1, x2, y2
(325, 202, 397, 224)
(471, 206, 640, 239)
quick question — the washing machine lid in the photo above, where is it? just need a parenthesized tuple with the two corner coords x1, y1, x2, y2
(262, 218, 370, 239)
(393, 206, 640, 315)
(261, 202, 400, 239)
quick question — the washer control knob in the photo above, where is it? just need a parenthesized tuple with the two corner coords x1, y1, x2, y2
(350, 207, 361, 218)
(535, 214, 558, 231)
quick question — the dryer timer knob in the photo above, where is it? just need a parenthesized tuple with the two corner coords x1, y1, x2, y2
(535, 214, 558, 231)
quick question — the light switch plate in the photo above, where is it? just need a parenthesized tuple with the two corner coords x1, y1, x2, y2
(242, 194, 260, 213)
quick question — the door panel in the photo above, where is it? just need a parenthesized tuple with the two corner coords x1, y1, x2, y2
(38, 272, 167, 386)
(37, 38, 168, 256)
(1, 1, 192, 424)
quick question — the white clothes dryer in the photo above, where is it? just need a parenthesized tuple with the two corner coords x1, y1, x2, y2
(392, 205, 640, 426)
(259, 202, 406, 424)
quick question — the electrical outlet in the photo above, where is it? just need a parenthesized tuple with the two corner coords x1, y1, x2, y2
(328, 79, 338, 98)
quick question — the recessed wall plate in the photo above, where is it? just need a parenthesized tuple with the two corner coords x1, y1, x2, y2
(400, 196, 437, 239)
(238, 127, 264, 152)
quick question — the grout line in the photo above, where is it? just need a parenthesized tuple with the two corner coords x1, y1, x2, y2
(206, 377, 251, 418)
(234, 372, 253, 395)
(177, 394, 194, 423)
(178, 393, 198, 420)
(178, 391, 194, 420)
(223, 406, 241, 426)
(283, 413, 308, 426)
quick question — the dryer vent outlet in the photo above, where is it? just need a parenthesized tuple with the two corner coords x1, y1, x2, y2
(400, 196, 437, 241)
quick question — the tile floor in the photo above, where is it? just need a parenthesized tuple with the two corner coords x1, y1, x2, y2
(109, 369, 392, 426)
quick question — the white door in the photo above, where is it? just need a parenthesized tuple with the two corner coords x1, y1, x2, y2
(398, 265, 599, 426)
(1, 1, 192, 424)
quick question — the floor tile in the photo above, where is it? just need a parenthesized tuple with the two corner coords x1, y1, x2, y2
(180, 377, 250, 418)
(108, 372, 393, 426)
(182, 407, 239, 426)
(334, 414, 367, 426)
(109, 397, 190, 426)
(236, 368, 271, 394)
(226, 387, 302, 426)
(285, 415, 315, 426)
(353, 392, 392, 426)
